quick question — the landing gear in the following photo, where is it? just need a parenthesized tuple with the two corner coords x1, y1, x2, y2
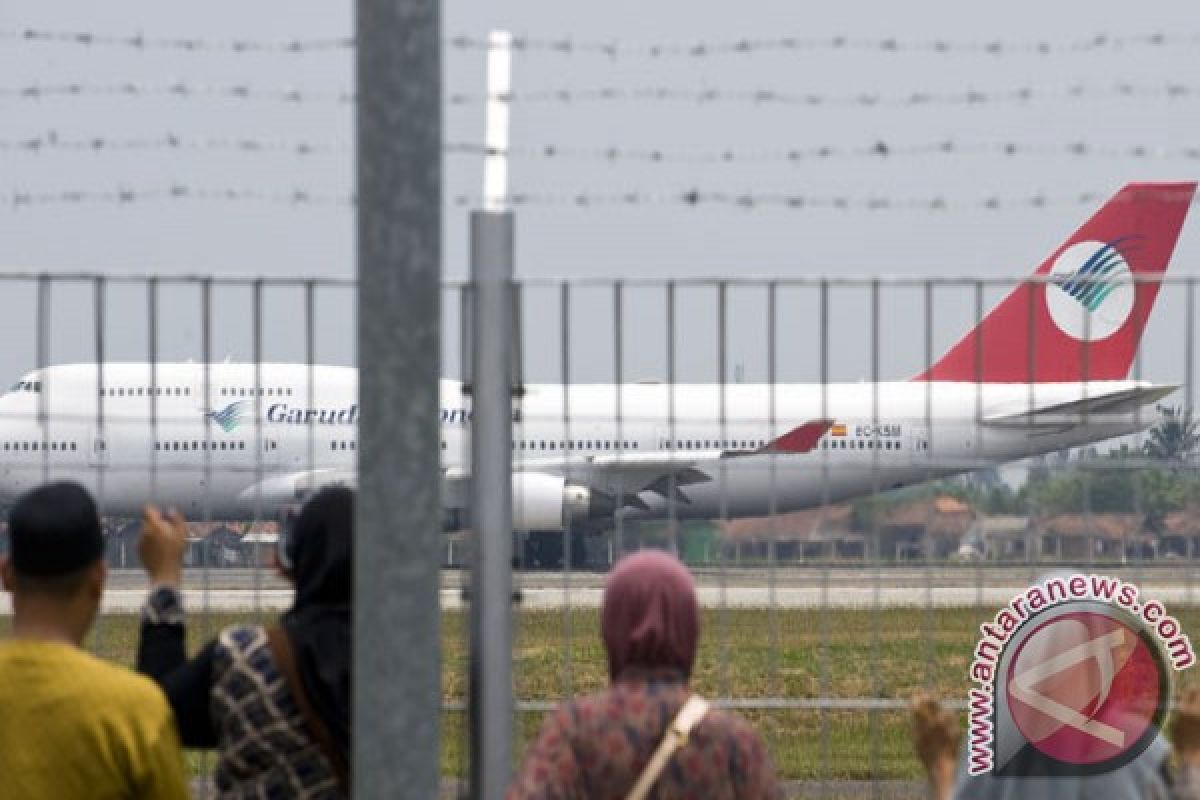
(519, 529, 592, 570)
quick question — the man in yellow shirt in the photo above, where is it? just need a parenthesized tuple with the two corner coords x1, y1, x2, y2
(0, 481, 189, 800)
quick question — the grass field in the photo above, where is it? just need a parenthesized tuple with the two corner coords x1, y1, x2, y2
(8, 606, 1200, 781)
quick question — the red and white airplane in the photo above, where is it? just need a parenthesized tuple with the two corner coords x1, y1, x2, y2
(0, 183, 1192, 534)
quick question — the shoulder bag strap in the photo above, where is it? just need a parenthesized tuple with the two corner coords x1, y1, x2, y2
(266, 626, 351, 791)
(625, 694, 711, 800)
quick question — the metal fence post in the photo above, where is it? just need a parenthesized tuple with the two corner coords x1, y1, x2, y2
(468, 210, 515, 798)
(355, 0, 442, 796)
(469, 31, 516, 800)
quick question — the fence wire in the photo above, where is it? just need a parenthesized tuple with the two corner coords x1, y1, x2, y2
(0, 270, 1197, 791)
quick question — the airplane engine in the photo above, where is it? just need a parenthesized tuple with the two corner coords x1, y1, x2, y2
(512, 472, 615, 532)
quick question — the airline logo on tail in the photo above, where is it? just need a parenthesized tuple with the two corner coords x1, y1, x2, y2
(1046, 238, 1138, 341)
(208, 401, 248, 432)
(916, 182, 1196, 383)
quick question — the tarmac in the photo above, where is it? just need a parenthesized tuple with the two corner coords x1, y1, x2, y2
(1, 565, 1195, 614)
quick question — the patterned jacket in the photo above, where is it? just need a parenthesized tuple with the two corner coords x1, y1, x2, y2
(508, 668, 781, 800)
(138, 587, 343, 799)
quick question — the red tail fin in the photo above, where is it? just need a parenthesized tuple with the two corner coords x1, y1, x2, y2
(915, 182, 1196, 383)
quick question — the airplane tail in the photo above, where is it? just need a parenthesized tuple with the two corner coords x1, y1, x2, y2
(915, 182, 1196, 383)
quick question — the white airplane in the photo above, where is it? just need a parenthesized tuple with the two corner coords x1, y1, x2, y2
(0, 183, 1192, 550)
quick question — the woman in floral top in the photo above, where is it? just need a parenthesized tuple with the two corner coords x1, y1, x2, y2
(508, 550, 780, 799)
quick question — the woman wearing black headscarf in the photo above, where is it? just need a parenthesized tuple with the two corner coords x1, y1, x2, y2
(136, 488, 353, 799)
(508, 550, 780, 799)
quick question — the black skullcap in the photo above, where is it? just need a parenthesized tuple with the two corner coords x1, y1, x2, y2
(7, 482, 104, 576)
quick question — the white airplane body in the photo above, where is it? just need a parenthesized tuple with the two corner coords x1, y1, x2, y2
(0, 182, 1192, 531)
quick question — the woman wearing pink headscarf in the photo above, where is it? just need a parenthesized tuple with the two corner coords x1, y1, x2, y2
(508, 551, 780, 799)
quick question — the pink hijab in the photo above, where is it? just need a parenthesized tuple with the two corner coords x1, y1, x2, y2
(602, 551, 700, 681)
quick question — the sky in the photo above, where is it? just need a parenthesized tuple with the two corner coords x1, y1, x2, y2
(1, 1, 1199, 395)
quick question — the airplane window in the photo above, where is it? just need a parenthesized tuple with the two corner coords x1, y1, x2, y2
(49, 442, 56, 451)
(2, 443, 7, 451)
(331, 442, 338, 451)
(31, 442, 37, 451)
(172, 442, 179, 451)
(186, 388, 191, 396)
(21, 442, 28, 451)
(287, 388, 293, 396)
(220, 442, 227, 450)
(33, 382, 41, 392)
(239, 442, 245, 450)
(70, 442, 77, 451)
(117, 388, 124, 397)
(351, 441, 356, 450)
(633, 442, 639, 449)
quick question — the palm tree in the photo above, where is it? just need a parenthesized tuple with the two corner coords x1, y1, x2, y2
(1144, 406, 1200, 463)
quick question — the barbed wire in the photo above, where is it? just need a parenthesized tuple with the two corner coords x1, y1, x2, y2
(452, 190, 1126, 210)
(7, 134, 1200, 161)
(446, 83, 1200, 108)
(7, 29, 1195, 58)
(0, 187, 1150, 210)
(12, 186, 1200, 212)
(0, 132, 350, 155)
(6, 186, 353, 208)
(2, 82, 1195, 108)
(0, 29, 352, 53)
(446, 140, 1200, 163)
(0, 83, 354, 103)
(447, 31, 1200, 58)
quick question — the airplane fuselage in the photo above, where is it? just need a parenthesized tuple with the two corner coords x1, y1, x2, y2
(0, 363, 1162, 525)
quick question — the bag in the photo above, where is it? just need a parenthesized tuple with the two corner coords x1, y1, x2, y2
(266, 626, 351, 792)
(625, 694, 711, 800)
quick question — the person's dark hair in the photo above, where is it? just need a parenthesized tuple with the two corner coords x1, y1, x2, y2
(282, 487, 353, 764)
(6, 482, 104, 596)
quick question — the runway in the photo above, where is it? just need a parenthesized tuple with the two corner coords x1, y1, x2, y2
(0, 566, 1195, 614)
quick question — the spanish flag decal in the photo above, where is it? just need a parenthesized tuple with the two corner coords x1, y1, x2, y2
(831, 423, 847, 437)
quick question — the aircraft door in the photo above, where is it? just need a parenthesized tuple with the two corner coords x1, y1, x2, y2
(908, 425, 930, 464)
(88, 429, 110, 467)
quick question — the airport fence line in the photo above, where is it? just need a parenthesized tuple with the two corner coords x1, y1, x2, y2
(1, 270, 1199, 789)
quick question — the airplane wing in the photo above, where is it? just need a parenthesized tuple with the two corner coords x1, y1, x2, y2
(243, 419, 832, 513)
(982, 384, 1177, 429)
(237, 467, 357, 507)
(481, 418, 833, 509)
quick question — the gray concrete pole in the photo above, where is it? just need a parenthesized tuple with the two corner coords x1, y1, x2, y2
(468, 210, 515, 799)
(355, 0, 441, 796)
